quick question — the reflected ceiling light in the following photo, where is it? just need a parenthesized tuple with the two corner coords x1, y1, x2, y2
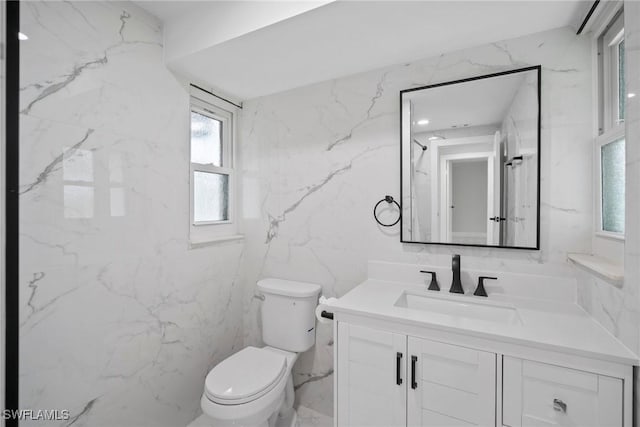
(18, 32, 28, 41)
(628, 93, 636, 98)
(428, 135, 445, 141)
(417, 119, 429, 125)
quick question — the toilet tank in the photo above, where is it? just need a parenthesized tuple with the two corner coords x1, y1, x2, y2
(257, 278, 322, 353)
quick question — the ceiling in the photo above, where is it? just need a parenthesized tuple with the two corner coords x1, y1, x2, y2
(136, 1, 586, 101)
(134, 1, 203, 21)
(408, 71, 528, 133)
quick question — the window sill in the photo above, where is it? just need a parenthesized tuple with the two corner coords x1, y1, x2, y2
(189, 234, 244, 249)
(594, 231, 625, 241)
(567, 253, 624, 287)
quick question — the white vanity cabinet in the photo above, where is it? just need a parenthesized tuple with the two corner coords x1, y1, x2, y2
(335, 320, 631, 427)
(502, 357, 623, 427)
(337, 322, 498, 427)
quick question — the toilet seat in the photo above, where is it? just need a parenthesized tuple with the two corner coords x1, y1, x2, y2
(204, 346, 287, 405)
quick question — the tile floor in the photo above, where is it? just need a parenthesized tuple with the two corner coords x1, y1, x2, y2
(186, 406, 333, 427)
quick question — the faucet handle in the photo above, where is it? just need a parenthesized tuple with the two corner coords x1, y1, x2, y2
(474, 276, 497, 297)
(420, 270, 440, 291)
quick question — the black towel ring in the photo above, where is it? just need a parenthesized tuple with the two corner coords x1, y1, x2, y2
(373, 195, 401, 227)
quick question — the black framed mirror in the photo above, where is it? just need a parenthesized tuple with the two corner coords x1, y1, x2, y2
(400, 66, 541, 249)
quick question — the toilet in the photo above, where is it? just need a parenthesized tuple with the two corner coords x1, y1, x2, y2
(200, 278, 322, 427)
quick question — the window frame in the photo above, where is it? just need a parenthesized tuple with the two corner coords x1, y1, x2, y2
(189, 91, 239, 244)
(601, 11, 625, 132)
(594, 127, 625, 240)
(592, 3, 625, 240)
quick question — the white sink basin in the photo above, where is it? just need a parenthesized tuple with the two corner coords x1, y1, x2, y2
(394, 291, 522, 326)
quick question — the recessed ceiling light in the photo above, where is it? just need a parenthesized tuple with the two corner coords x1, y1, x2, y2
(417, 119, 429, 126)
(18, 32, 28, 41)
(428, 135, 444, 141)
(628, 93, 636, 98)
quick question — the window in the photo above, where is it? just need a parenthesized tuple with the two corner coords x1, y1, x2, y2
(600, 11, 625, 131)
(189, 93, 238, 243)
(600, 138, 625, 233)
(62, 147, 94, 219)
(595, 8, 625, 237)
(61, 147, 126, 219)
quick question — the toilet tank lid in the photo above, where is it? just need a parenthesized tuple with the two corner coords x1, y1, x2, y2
(257, 278, 321, 298)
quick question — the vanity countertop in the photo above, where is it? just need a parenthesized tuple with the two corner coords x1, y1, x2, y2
(331, 279, 639, 366)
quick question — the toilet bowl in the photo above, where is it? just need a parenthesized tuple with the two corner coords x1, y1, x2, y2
(200, 278, 321, 427)
(201, 347, 298, 427)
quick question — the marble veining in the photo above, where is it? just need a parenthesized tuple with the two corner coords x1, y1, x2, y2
(574, 0, 640, 377)
(19, 2, 244, 426)
(20, 128, 94, 195)
(239, 27, 593, 416)
(19, 1, 639, 423)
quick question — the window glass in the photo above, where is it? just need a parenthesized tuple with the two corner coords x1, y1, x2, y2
(110, 188, 126, 217)
(193, 171, 229, 222)
(601, 138, 625, 233)
(618, 39, 625, 122)
(63, 148, 93, 182)
(64, 185, 94, 219)
(191, 110, 222, 166)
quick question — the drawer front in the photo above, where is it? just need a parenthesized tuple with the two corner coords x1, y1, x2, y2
(503, 357, 623, 427)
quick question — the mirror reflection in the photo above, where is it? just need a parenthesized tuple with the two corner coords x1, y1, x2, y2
(401, 67, 540, 248)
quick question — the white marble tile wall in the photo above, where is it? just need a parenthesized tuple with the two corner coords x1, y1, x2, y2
(573, 0, 640, 366)
(624, 0, 640, 410)
(19, 2, 244, 426)
(239, 27, 593, 416)
(624, 1, 640, 355)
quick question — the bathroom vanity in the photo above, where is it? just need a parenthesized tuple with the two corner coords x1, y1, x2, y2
(330, 262, 637, 427)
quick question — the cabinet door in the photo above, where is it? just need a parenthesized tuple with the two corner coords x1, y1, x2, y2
(503, 357, 623, 427)
(337, 322, 407, 427)
(407, 337, 496, 427)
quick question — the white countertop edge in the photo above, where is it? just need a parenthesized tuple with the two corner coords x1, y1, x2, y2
(328, 279, 639, 366)
(330, 303, 639, 366)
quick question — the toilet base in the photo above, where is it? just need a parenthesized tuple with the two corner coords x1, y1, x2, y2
(274, 408, 297, 427)
(200, 374, 297, 427)
(187, 409, 297, 427)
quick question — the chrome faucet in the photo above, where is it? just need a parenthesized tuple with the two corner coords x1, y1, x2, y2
(450, 254, 464, 294)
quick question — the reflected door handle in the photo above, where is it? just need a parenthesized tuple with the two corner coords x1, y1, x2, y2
(489, 216, 506, 222)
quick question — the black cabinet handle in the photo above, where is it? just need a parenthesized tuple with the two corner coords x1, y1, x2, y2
(411, 355, 418, 389)
(320, 310, 333, 320)
(396, 352, 403, 385)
